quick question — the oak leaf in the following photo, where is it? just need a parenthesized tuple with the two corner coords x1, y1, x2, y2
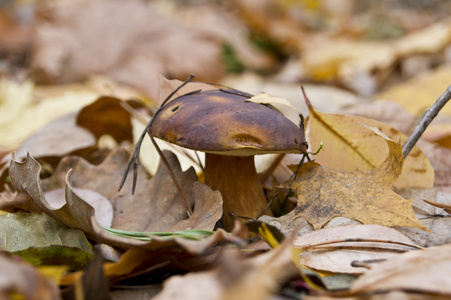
(282, 125, 428, 231)
(9, 148, 223, 250)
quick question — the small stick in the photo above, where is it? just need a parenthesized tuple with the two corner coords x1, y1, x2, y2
(119, 74, 195, 193)
(151, 136, 193, 217)
(403, 85, 451, 158)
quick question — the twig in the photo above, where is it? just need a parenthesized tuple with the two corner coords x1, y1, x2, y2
(118, 75, 195, 216)
(403, 85, 451, 158)
(151, 136, 193, 217)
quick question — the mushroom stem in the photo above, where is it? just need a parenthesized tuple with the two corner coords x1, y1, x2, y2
(205, 153, 272, 230)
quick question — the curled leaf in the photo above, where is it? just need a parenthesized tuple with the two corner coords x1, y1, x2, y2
(9, 149, 223, 251)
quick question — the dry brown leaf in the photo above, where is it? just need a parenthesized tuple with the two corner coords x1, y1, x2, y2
(299, 17, 451, 96)
(395, 188, 451, 247)
(258, 210, 314, 238)
(9, 148, 222, 250)
(350, 244, 451, 296)
(301, 40, 394, 95)
(61, 228, 240, 288)
(282, 126, 428, 231)
(5, 113, 95, 165)
(307, 99, 434, 189)
(232, 0, 308, 53)
(0, 79, 98, 149)
(375, 65, 451, 116)
(0, 252, 60, 300)
(294, 225, 420, 274)
(153, 234, 297, 300)
(168, 2, 275, 72)
(395, 17, 451, 58)
(31, 0, 228, 99)
(0, 96, 135, 187)
(76, 96, 133, 143)
(341, 100, 417, 135)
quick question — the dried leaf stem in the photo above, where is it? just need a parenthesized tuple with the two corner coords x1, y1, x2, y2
(403, 85, 451, 158)
(119, 74, 195, 216)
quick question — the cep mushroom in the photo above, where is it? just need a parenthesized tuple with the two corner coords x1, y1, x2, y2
(151, 89, 308, 229)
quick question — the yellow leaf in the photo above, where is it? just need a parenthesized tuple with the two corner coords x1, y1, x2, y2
(282, 125, 428, 231)
(307, 101, 434, 189)
(375, 65, 451, 116)
(0, 79, 99, 149)
(301, 41, 395, 82)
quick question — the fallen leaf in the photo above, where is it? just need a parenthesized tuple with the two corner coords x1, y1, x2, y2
(282, 125, 428, 231)
(60, 228, 240, 288)
(167, 3, 275, 72)
(232, 0, 308, 54)
(245, 92, 301, 127)
(44, 188, 113, 228)
(375, 65, 451, 116)
(0, 252, 60, 300)
(258, 210, 314, 238)
(0, 212, 92, 253)
(0, 78, 99, 149)
(294, 224, 420, 274)
(9, 148, 223, 250)
(301, 40, 394, 96)
(307, 98, 434, 189)
(396, 17, 451, 58)
(341, 100, 417, 135)
(14, 246, 92, 271)
(8, 113, 96, 164)
(299, 17, 451, 96)
(223, 74, 361, 116)
(153, 234, 298, 300)
(350, 244, 451, 296)
(76, 96, 133, 143)
(395, 188, 451, 247)
(31, 0, 227, 99)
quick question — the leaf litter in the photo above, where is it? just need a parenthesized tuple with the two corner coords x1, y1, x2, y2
(8, 148, 223, 249)
(282, 125, 427, 231)
(2, 1, 451, 298)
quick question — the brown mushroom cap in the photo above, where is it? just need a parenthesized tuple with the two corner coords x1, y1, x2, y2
(151, 89, 307, 155)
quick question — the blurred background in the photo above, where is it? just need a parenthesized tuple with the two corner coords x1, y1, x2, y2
(2, 0, 451, 176)
(2, 0, 451, 99)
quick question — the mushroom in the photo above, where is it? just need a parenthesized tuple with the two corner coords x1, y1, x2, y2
(151, 89, 308, 229)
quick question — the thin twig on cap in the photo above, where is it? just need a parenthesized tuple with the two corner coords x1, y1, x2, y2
(150, 136, 193, 216)
(118, 74, 195, 195)
(403, 85, 451, 158)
